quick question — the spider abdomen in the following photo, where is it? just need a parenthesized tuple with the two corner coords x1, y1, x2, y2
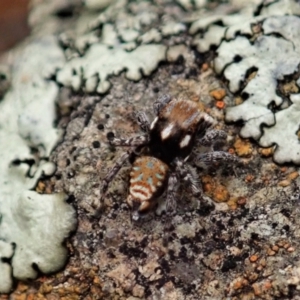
(127, 156, 169, 215)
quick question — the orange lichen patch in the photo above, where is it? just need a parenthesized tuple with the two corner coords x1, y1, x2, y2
(278, 172, 298, 187)
(38, 283, 53, 294)
(249, 255, 259, 263)
(90, 285, 103, 297)
(281, 81, 299, 94)
(26, 295, 35, 300)
(202, 175, 213, 193)
(237, 197, 247, 206)
(287, 171, 299, 180)
(235, 96, 243, 105)
(245, 174, 254, 182)
(227, 197, 238, 210)
(231, 277, 249, 291)
(201, 63, 209, 72)
(215, 100, 225, 109)
(210, 89, 226, 100)
(45, 186, 53, 194)
(228, 148, 235, 155)
(93, 276, 101, 286)
(259, 147, 274, 157)
(256, 259, 266, 272)
(233, 138, 252, 157)
(252, 280, 272, 296)
(36, 181, 46, 193)
(214, 185, 230, 202)
(267, 248, 276, 256)
(201, 175, 230, 202)
(278, 179, 291, 187)
(15, 282, 29, 293)
(265, 281, 272, 289)
(88, 267, 99, 278)
(276, 240, 287, 248)
(246, 70, 258, 83)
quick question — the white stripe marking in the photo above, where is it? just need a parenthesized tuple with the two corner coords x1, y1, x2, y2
(150, 117, 158, 130)
(161, 123, 174, 140)
(130, 184, 151, 200)
(180, 134, 191, 148)
(130, 191, 148, 201)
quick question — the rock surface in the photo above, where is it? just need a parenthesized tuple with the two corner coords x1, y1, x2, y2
(2, 0, 300, 299)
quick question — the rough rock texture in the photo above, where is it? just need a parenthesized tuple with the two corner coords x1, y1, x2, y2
(2, 0, 300, 299)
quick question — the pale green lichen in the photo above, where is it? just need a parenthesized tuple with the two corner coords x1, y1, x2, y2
(191, 0, 300, 164)
(56, 0, 193, 94)
(56, 43, 167, 94)
(0, 36, 76, 293)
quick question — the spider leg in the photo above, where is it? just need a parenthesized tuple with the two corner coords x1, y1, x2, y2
(92, 148, 135, 213)
(162, 171, 179, 244)
(197, 151, 238, 167)
(174, 158, 215, 206)
(134, 111, 150, 133)
(153, 94, 172, 114)
(165, 172, 179, 215)
(110, 135, 149, 147)
(198, 130, 227, 147)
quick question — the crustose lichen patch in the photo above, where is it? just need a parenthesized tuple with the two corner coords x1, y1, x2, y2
(191, 0, 300, 164)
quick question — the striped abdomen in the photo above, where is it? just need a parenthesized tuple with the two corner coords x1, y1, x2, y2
(127, 156, 169, 215)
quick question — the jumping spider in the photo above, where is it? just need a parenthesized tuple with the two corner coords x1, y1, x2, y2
(94, 95, 237, 220)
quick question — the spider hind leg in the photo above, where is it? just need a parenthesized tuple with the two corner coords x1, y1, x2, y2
(92, 149, 136, 215)
(109, 135, 149, 147)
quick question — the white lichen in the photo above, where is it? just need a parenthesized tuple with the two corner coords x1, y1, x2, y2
(191, 0, 300, 164)
(56, 43, 167, 94)
(0, 241, 13, 293)
(84, 0, 115, 10)
(56, 0, 193, 94)
(0, 36, 76, 293)
(259, 94, 300, 164)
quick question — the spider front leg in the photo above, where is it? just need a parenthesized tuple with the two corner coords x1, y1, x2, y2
(134, 111, 150, 133)
(165, 172, 179, 215)
(197, 151, 238, 167)
(162, 171, 179, 242)
(198, 129, 227, 147)
(153, 94, 172, 115)
(174, 158, 215, 206)
(92, 149, 135, 213)
(110, 135, 149, 147)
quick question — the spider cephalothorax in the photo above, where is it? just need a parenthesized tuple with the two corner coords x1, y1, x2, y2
(94, 95, 237, 220)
